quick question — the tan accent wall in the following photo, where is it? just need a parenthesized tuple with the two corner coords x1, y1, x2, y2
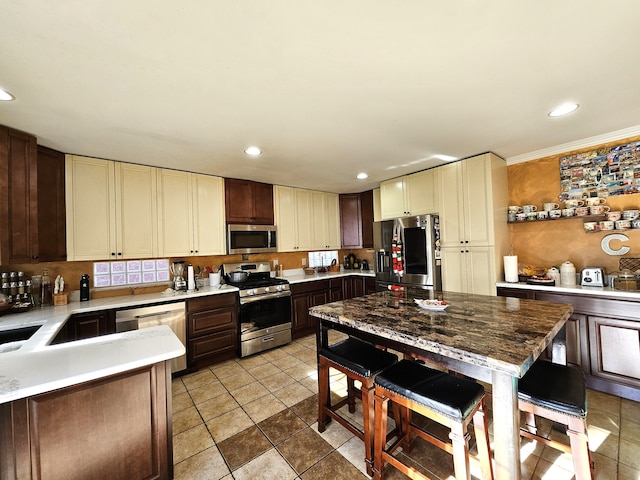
(508, 135, 640, 274)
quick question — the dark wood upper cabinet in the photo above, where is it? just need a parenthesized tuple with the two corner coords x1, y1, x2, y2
(0, 127, 66, 264)
(225, 178, 274, 225)
(339, 190, 374, 249)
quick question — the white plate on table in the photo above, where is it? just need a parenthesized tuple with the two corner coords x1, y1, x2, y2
(414, 299, 449, 311)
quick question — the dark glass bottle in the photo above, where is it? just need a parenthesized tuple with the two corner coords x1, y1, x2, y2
(80, 274, 90, 301)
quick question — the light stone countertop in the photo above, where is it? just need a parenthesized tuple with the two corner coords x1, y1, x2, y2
(0, 284, 238, 404)
(496, 281, 640, 301)
(282, 268, 375, 284)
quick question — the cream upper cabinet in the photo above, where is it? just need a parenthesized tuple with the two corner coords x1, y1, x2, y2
(437, 153, 509, 295)
(312, 191, 340, 250)
(373, 188, 382, 222)
(295, 189, 314, 251)
(66, 155, 157, 261)
(379, 169, 439, 220)
(157, 169, 225, 257)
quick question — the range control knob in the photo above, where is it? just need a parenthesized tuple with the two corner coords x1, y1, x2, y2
(246, 289, 256, 296)
(264, 286, 270, 293)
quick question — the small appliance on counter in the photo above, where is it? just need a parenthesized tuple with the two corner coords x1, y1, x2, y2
(344, 253, 356, 270)
(361, 260, 370, 271)
(580, 267, 606, 287)
(171, 261, 186, 291)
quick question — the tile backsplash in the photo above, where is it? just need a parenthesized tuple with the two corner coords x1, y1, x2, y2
(92, 259, 170, 288)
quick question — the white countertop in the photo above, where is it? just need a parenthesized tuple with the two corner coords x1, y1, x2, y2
(0, 284, 238, 404)
(282, 268, 375, 284)
(496, 281, 640, 301)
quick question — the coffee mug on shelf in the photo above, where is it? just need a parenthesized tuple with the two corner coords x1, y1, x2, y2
(600, 220, 615, 231)
(507, 212, 517, 222)
(585, 197, 606, 207)
(590, 205, 610, 215)
(515, 212, 527, 222)
(583, 221, 600, 232)
(508, 205, 523, 213)
(549, 209, 562, 219)
(575, 206, 589, 216)
(615, 219, 631, 230)
(526, 212, 537, 221)
(606, 211, 622, 222)
(561, 208, 575, 217)
(622, 210, 639, 220)
(564, 199, 584, 208)
(537, 210, 549, 220)
(543, 202, 560, 211)
(632, 219, 640, 229)
(522, 204, 537, 213)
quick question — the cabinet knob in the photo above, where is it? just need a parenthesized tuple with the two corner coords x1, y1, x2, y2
(111, 252, 116, 256)
(195, 250, 198, 253)
(117, 252, 122, 256)
(32, 255, 39, 259)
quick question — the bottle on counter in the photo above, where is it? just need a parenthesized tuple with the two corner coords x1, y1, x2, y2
(80, 274, 90, 301)
(41, 268, 53, 306)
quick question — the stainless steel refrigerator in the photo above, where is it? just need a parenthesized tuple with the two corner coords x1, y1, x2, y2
(374, 214, 442, 290)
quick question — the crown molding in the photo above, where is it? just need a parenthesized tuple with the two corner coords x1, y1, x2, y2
(506, 125, 640, 165)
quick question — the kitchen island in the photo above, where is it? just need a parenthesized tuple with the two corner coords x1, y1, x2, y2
(309, 288, 573, 480)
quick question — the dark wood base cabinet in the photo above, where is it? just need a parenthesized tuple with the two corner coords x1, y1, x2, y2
(0, 361, 173, 480)
(498, 287, 640, 402)
(291, 280, 329, 339)
(51, 310, 116, 345)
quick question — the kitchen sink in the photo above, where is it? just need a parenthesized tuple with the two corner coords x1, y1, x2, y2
(0, 325, 40, 346)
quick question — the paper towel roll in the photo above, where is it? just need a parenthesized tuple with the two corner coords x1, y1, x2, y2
(504, 255, 519, 283)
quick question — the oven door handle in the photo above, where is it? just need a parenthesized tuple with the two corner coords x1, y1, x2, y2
(239, 290, 292, 305)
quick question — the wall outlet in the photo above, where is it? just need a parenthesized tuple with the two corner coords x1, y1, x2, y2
(273, 259, 279, 268)
(302, 258, 306, 266)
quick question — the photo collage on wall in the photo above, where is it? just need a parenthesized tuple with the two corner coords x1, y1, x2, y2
(559, 140, 640, 200)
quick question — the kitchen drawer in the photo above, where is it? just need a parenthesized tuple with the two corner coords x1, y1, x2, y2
(291, 280, 329, 295)
(188, 329, 237, 366)
(189, 308, 236, 336)
(187, 292, 237, 312)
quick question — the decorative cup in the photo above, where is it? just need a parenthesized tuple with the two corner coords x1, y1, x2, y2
(583, 222, 600, 232)
(590, 205, 610, 215)
(515, 212, 526, 222)
(615, 219, 631, 230)
(561, 208, 575, 217)
(575, 206, 589, 216)
(586, 197, 606, 207)
(537, 210, 549, 220)
(622, 210, 639, 220)
(522, 204, 537, 213)
(564, 199, 584, 208)
(543, 202, 560, 211)
(549, 209, 562, 219)
(526, 212, 537, 221)
(508, 205, 523, 213)
(632, 219, 640, 229)
(507, 212, 516, 222)
(606, 211, 622, 222)
(600, 220, 615, 231)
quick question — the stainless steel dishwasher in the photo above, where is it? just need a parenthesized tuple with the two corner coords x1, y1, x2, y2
(115, 301, 186, 373)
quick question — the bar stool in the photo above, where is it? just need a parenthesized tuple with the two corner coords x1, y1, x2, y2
(518, 360, 593, 480)
(318, 337, 398, 475)
(373, 359, 493, 480)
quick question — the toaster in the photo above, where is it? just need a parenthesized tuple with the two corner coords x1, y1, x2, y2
(580, 267, 605, 287)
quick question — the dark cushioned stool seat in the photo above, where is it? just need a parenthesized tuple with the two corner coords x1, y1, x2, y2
(320, 337, 399, 377)
(518, 360, 586, 418)
(318, 336, 398, 476)
(375, 359, 486, 421)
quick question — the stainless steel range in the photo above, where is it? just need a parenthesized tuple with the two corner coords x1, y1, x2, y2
(223, 261, 291, 357)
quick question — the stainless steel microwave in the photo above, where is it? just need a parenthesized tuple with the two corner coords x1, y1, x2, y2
(227, 225, 277, 254)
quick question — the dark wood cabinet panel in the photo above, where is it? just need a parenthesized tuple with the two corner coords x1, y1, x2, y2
(360, 190, 374, 248)
(186, 293, 238, 368)
(292, 292, 312, 336)
(496, 287, 535, 299)
(339, 191, 374, 248)
(36, 146, 66, 262)
(365, 277, 376, 295)
(0, 362, 172, 480)
(51, 310, 115, 345)
(224, 178, 274, 225)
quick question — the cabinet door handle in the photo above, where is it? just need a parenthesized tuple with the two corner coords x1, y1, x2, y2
(117, 252, 122, 256)
(111, 252, 116, 256)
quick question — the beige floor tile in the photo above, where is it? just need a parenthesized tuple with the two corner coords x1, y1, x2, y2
(336, 436, 368, 476)
(273, 382, 314, 407)
(173, 406, 203, 435)
(280, 341, 310, 355)
(188, 380, 227, 405)
(284, 362, 318, 381)
(300, 375, 320, 394)
(173, 446, 230, 480)
(230, 381, 270, 405)
(296, 350, 318, 365)
(182, 369, 217, 390)
(173, 392, 195, 414)
(173, 424, 215, 464)
(621, 417, 640, 444)
(261, 347, 289, 361)
(172, 378, 186, 396)
(311, 420, 355, 449)
(247, 362, 281, 380)
(622, 398, 640, 423)
(237, 354, 269, 369)
(619, 437, 640, 470)
(619, 462, 640, 480)
(243, 393, 288, 423)
(591, 451, 618, 480)
(206, 407, 255, 443)
(270, 354, 303, 370)
(530, 456, 574, 480)
(588, 423, 619, 461)
(588, 389, 621, 417)
(260, 371, 296, 392)
(588, 409, 621, 436)
(196, 392, 239, 421)
(218, 371, 256, 390)
(232, 448, 297, 480)
(211, 360, 245, 379)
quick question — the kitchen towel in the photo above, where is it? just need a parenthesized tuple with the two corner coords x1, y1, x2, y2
(504, 255, 519, 283)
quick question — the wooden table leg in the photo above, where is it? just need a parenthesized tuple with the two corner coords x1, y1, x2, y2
(491, 371, 521, 480)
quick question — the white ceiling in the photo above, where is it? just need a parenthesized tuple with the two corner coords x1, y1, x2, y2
(2, 1, 640, 193)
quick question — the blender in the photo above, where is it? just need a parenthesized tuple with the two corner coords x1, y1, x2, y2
(171, 261, 186, 290)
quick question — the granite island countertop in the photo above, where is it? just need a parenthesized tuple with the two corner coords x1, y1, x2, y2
(309, 288, 573, 378)
(0, 284, 238, 404)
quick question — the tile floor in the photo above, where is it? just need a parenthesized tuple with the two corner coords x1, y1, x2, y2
(171, 333, 640, 479)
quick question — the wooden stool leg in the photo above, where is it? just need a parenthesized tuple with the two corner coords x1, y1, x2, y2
(524, 412, 537, 435)
(317, 358, 330, 432)
(347, 377, 356, 412)
(567, 417, 593, 480)
(373, 391, 389, 480)
(362, 382, 375, 476)
(449, 423, 472, 480)
(472, 399, 494, 480)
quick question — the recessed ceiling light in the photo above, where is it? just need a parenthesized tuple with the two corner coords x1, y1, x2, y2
(431, 154, 458, 162)
(356, 172, 368, 180)
(0, 88, 15, 101)
(548, 103, 579, 117)
(244, 146, 262, 156)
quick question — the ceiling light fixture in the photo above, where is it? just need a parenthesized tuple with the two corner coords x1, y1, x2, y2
(431, 154, 458, 162)
(0, 88, 15, 101)
(244, 146, 262, 156)
(356, 172, 368, 180)
(548, 103, 579, 117)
